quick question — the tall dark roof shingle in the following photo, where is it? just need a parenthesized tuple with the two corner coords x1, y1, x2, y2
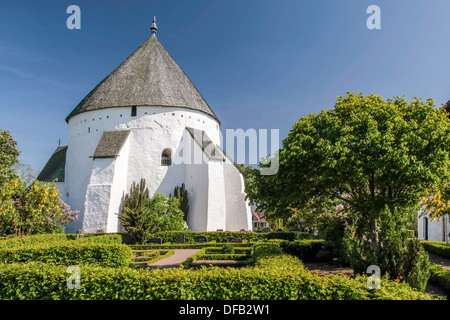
(36, 146, 68, 182)
(66, 35, 219, 124)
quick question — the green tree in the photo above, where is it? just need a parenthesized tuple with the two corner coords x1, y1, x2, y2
(118, 179, 150, 243)
(171, 183, 189, 221)
(12, 162, 39, 187)
(245, 92, 450, 289)
(0, 129, 20, 186)
(119, 180, 186, 244)
(247, 92, 450, 244)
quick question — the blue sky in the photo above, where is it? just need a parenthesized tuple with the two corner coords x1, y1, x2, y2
(1, 0, 450, 172)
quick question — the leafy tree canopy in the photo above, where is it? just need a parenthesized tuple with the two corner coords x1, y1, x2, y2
(246, 92, 450, 224)
(0, 129, 20, 186)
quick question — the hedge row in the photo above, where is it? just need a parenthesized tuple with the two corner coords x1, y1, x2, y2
(280, 239, 332, 263)
(204, 247, 252, 255)
(0, 257, 435, 300)
(421, 241, 450, 259)
(73, 234, 123, 245)
(0, 233, 124, 249)
(141, 231, 310, 244)
(129, 242, 253, 250)
(0, 243, 133, 268)
(198, 254, 249, 261)
(0, 234, 68, 249)
(429, 263, 450, 294)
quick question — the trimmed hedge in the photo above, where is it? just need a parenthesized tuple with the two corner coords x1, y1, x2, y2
(0, 233, 123, 249)
(0, 243, 133, 268)
(429, 263, 450, 294)
(139, 231, 310, 244)
(129, 242, 253, 250)
(74, 234, 123, 245)
(0, 257, 436, 300)
(198, 254, 249, 261)
(421, 241, 450, 259)
(0, 234, 68, 249)
(204, 247, 252, 255)
(279, 239, 331, 263)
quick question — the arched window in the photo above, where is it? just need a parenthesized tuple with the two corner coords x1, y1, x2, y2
(161, 148, 172, 166)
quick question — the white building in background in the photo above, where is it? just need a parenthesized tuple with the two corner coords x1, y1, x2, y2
(37, 18, 252, 233)
(417, 213, 449, 242)
(417, 99, 450, 243)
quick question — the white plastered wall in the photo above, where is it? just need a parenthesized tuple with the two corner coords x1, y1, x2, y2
(64, 106, 220, 233)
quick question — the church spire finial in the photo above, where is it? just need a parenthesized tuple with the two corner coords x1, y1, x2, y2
(151, 16, 158, 36)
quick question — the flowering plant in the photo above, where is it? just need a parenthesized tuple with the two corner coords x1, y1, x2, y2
(0, 178, 78, 235)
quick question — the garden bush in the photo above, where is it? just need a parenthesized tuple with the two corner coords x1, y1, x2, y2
(0, 233, 68, 249)
(129, 242, 252, 250)
(137, 231, 310, 245)
(421, 241, 450, 259)
(0, 256, 436, 300)
(0, 242, 133, 268)
(221, 244, 235, 254)
(279, 239, 331, 263)
(199, 254, 249, 261)
(343, 208, 431, 292)
(74, 234, 123, 245)
(428, 263, 450, 294)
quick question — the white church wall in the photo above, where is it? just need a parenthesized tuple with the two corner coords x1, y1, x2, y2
(223, 160, 252, 231)
(184, 131, 210, 231)
(65, 106, 220, 233)
(64, 121, 104, 233)
(106, 135, 130, 233)
(206, 160, 227, 231)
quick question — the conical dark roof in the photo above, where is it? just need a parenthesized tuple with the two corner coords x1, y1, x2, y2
(65, 35, 219, 123)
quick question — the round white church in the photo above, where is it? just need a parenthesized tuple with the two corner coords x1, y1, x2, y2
(37, 19, 253, 233)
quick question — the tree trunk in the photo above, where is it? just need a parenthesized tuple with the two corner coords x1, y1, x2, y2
(370, 219, 379, 251)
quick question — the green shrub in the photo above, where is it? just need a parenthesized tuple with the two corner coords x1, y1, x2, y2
(279, 240, 331, 263)
(205, 247, 251, 255)
(135, 231, 310, 245)
(0, 257, 436, 300)
(429, 263, 450, 294)
(74, 234, 123, 245)
(129, 243, 252, 250)
(0, 243, 133, 268)
(421, 241, 450, 259)
(251, 241, 284, 260)
(180, 248, 207, 268)
(343, 208, 431, 292)
(0, 234, 69, 249)
(263, 231, 311, 241)
(221, 244, 235, 254)
(199, 254, 248, 261)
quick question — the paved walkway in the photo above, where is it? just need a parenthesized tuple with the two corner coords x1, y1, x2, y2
(428, 252, 450, 270)
(146, 249, 201, 269)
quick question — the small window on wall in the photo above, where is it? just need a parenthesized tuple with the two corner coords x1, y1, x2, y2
(131, 106, 137, 117)
(161, 148, 172, 166)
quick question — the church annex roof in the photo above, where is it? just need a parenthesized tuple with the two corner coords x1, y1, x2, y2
(92, 130, 131, 159)
(186, 127, 223, 161)
(36, 146, 68, 182)
(65, 31, 220, 124)
(185, 127, 245, 175)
